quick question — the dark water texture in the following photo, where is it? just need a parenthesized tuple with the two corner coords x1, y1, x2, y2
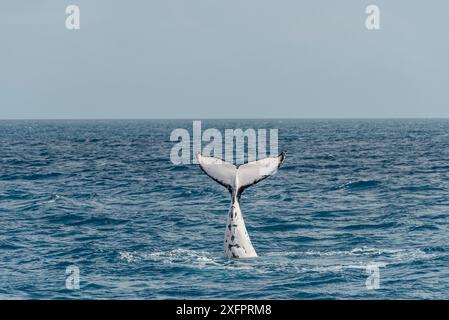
(0, 119, 448, 299)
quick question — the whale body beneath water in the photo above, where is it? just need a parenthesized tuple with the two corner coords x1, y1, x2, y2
(196, 152, 286, 258)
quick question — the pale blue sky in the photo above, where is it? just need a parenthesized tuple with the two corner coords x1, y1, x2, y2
(1, 1, 448, 118)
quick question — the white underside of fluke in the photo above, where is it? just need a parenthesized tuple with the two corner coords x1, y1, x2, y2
(196, 153, 285, 258)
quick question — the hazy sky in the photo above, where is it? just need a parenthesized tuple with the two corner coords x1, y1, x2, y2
(1, 1, 448, 119)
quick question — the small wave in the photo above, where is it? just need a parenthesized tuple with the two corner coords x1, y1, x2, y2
(398, 185, 447, 193)
(119, 249, 219, 267)
(0, 190, 31, 201)
(44, 210, 126, 227)
(66, 216, 127, 227)
(0, 172, 63, 181)
(286, 262, 389, 274)
(409, 224, 440, 232)
(37, 194, 62, 205)
(337, 180, 382, 191)
(267, 247, 397, 257)
(257, 246, 441, 276)
(168, 165, 191, 172)
(0, 240, 24, 250)
(266, 246, 438, 264)
(118, 249, 255, 271)
(257, 223, 305, 232)
(339, 221, 399, 230)
(322, 154, 336, 161)
(117, 246, 440, 277)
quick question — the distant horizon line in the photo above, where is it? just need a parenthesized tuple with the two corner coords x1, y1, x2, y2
(1, 117, 449, 121)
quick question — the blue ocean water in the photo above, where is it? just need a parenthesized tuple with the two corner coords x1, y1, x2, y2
(0, 119, 448, 299)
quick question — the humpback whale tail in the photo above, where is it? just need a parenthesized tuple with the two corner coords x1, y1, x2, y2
(196, 152, 286, 196)
(196, 152, 286, 258)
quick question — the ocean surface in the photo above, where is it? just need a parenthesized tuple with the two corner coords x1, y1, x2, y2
(0, 119, 448, 299)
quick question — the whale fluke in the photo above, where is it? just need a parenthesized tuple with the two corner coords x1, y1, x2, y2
(196, 153, 285, 194)
(196, 152, 286, 258)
